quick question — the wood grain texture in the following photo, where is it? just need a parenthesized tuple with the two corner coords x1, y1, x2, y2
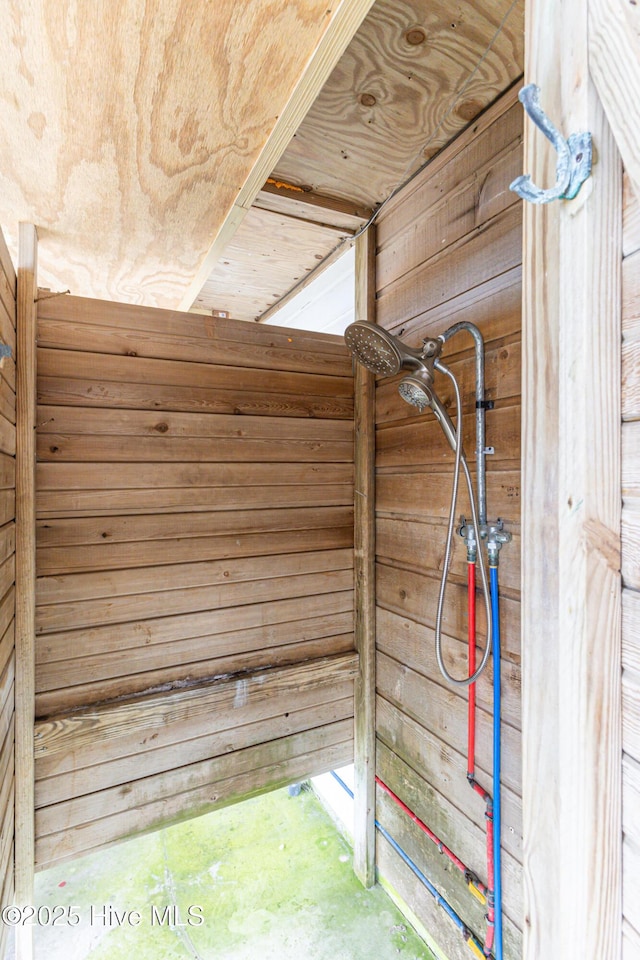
(193, 205, 351, 322)
(34, 653, 356, 766)
(36, 527, 354, 576)
(353, 228, 376, 887)
(376, 403, 520, 470)
(35, 637, 356, 718)
(36, 569, 352, 634)
(36, 548, 353, 606)
(36, 481, 352, 519)
(372, 89, 522, 958)
(623, 162, 640, 954)
(33, 291, 357, 873)
(273, 0, 524, 207)
(589, 0, 640, 198)
(36, 593, 353, 670)
(16, 224, 37, 957)
(37, 293, 350, 353)
(36, 315, 353, 378)
(37, 688, 355, 804)
(0, 235, 16, 934)
(623, 172, 640, 257)
(36, 347, 353, 399)
(36, 729, 354, 869)
(377, 606, 521, 728)
(377, 204, 522, 333)
(35, 714, 354, 836)
(254, 181, 372, 230)
(522, 5, 622, 956)
(0, 1, 376, 308)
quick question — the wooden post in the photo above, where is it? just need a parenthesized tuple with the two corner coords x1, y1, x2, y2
(15, 224, 37, 960)
(353, 226, 376, 887)
(521, 3, 622, 957)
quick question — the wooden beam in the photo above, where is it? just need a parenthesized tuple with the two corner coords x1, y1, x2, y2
(521, 3, 622, 957)
(15, 223, 37, 960)
(179, 0, 378, 311)
(589, 0, 640, 198)
(352, 226, 376, 888)
(254, 181, 372, 231)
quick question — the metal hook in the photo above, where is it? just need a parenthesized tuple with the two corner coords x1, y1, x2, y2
(509, 84, 592, 204)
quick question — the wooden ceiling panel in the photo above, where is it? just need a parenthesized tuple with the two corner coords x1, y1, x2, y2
(0, 0, 375, 307)
(272, 0, 524, 207)
(193, 206, 351, 322)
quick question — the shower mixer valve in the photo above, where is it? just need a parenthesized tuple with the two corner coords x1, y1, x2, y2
(458, 516, 511, 565)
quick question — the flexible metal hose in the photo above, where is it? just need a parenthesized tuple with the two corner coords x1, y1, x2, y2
(434, 362, 492, 686)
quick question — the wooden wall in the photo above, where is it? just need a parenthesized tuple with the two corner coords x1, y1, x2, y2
(372, 89, 523, 959)
(622, 173, 640, 956)
(32, 296, 357, 868)
(0, 229, 17, 955)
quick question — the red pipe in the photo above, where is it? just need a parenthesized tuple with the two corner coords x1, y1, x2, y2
(467, 560, 476, 779)
(375, 775, 487, 898)
(484, 803, 496, 955)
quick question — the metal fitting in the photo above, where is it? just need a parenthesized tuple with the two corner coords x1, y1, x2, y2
(484, 518, 511, 567)
(421, 338, 440, 358)
(459, 516, 511, 565)
(458, 516, 477, 561)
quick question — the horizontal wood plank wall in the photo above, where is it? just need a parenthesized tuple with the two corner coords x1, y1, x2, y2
(373, 88, 522, 959)
(33, 296, 356, 868)
(622, 172, 640, 949)
(0, 228, 17, 958)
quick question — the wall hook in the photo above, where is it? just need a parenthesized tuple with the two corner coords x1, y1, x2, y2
(509, 84, 592, 204)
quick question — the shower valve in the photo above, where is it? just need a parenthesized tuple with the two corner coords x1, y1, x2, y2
(459, 516, 511, 563)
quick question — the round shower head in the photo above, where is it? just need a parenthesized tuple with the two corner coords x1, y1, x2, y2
(398, 374, 457, 451)
(398, 375, 433, 412)
(344, 321, 404, 376)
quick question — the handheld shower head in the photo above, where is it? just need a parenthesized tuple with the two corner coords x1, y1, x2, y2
(398, 374, 457, 451)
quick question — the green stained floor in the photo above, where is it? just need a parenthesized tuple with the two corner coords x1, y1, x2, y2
(32, 785, 436, 960)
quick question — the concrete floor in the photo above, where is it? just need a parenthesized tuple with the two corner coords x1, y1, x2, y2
(30, 785, 436, 960)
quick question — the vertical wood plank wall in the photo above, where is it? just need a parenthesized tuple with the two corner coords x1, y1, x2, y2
(372, 89, 523, 959)
(0, 230, 16, 956)
(622, 173, 640, 956)
(31, 296, 357, 868)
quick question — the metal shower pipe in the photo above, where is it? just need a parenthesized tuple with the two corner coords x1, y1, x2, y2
(439, 321, 487, 525)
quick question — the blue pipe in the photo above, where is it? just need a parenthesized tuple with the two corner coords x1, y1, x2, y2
(489, 564, 503, 960)
(328, 771, 488, 957)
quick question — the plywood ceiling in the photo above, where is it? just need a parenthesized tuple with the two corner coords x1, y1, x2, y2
(0, 0, 376, 307)
(192, 205, 352, 322)
(273, 0, 525, 207)
(198, 0, 524, 321)
(0, 0, 523, 317)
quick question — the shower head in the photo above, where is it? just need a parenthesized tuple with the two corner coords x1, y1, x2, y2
(398, 375, 434, 412)
(344, 321, 456, 446)
(398, 375, 457, 451)
(344, 321, 439, 377)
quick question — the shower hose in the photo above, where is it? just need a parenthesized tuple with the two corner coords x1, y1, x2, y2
(433, 361, 492, 686)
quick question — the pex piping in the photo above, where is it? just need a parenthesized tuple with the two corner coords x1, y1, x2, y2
(467, 558, 497, 958)
(329, 771, 488, 959)
(375, 776, 487, 900)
